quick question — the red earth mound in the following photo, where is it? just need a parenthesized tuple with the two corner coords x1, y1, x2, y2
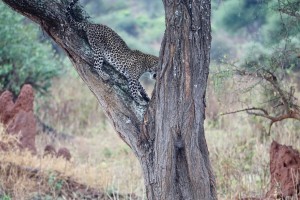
(265, 141, 300, 199)
(57, 147, 72, 161)
(0, 85, 71, 159)
(43, 145, 72, 161)
(241, 141, 300, 200)
(0, 84, 36, 153)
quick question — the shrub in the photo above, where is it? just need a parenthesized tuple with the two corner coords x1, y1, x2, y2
(0, 2, 62, 96)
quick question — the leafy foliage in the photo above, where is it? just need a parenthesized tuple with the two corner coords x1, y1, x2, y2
(210, 0, 300, 132)
(211, 0, 300, 63)
(0, 2, 62, 96)
(213, 0, 267, 35)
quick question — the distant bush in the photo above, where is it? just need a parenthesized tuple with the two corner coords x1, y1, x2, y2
(210, 31, 236, 62)
(213, 0, 267, 36)
(241, 35, 300, 72)
(0, 2, 62, 96)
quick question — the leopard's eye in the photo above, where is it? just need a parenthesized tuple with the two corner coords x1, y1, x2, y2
(153, 73, 157, 79)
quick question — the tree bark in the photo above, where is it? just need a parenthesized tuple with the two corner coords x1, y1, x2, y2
(2, 0, 217, 199)
(141, 1, 216, 199)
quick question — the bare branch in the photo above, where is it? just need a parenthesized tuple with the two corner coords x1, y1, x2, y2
(262, 70, 290, 112)
(234, 67, 297, 112)
(266, 111, 300, 134)
(222, 106, 300, 134)
(221, 107, 269, 116)
(278, 8, 300, 19)
(2, 0, 150, 152)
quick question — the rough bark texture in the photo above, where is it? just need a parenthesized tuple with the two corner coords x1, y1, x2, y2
(140, 1, 216, 199)
(2, 0, 217, 199)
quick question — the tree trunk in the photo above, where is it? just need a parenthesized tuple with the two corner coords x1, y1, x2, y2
(140, 1, 216, 199)
(2, 0, 217, 199)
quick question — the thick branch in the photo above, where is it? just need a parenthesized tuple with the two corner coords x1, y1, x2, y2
(2, 0, 149, 154)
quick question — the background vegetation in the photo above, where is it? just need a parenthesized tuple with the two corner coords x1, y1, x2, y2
(0, 3, 63, 97)
(0, 0, 299, 199)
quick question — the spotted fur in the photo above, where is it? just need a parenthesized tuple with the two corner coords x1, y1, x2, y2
(66, 0, 158, 103)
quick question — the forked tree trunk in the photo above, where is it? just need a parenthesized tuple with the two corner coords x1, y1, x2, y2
(2, 0, 217, 199)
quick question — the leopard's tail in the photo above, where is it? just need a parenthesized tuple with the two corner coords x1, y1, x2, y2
(66, 0, 88, 31)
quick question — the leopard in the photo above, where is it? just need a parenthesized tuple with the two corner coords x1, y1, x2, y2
(66, 0, 158, 104)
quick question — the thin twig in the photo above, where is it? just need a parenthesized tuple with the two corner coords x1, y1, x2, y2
(220, 107, 269, 116)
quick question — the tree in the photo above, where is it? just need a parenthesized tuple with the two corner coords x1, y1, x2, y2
(217, 0, 300, 135)
(2, 0, 217, 199)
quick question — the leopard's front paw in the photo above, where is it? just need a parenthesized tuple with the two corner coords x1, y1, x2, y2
(100, 73, 110, 81)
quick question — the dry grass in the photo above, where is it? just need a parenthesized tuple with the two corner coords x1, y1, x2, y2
(34, 71, 145, 197)
(35, 72, 300, 199)
(0, 124, 143, 199)
(0, 124, 96, 199)
(1, 68, 300, 199)
(206, 117, 300, 199)
(205, 72, 300, 199)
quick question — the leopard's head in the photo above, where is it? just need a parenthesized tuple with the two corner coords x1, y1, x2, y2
(145, 54, 159, 80)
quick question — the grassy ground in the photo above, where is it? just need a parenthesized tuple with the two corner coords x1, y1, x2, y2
(34, 72, 146, 198)
(1, 69, 299, 199)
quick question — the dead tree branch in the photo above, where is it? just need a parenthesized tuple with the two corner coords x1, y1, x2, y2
(224, 67, 300, 134)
